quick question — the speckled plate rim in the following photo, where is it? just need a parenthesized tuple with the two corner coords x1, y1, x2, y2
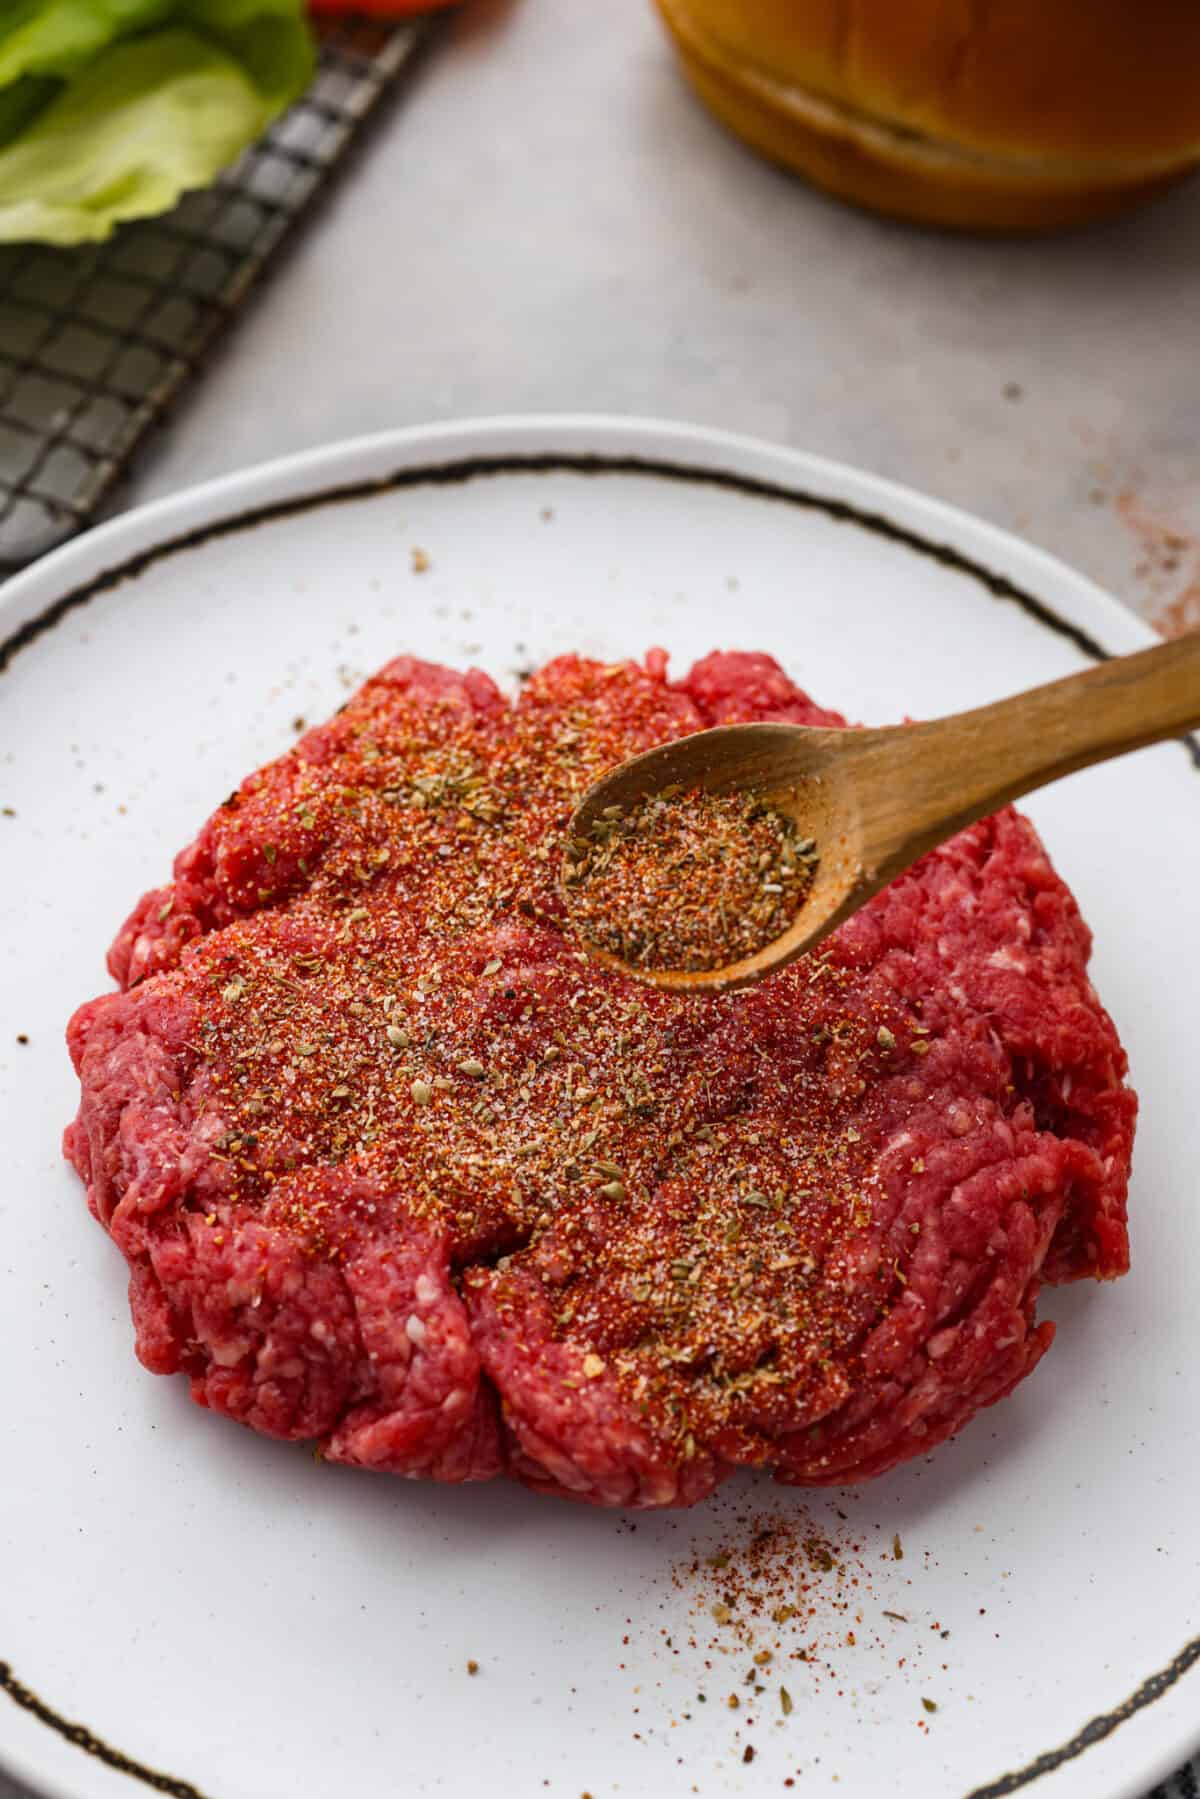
(0, 413, 1170, 683)
(0, 413, 1196, 1799)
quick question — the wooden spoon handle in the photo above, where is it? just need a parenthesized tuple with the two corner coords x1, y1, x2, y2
(848, 632, 1200, 884)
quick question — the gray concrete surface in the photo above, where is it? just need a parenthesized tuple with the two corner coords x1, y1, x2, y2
(125, 0, 1200, 635)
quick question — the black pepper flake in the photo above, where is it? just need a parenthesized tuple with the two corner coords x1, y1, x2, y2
(743, 1745, 755, 1763)
(16, 1033, 29, 1045)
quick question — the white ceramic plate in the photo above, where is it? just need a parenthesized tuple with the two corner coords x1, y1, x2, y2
(2, 417, 1198, 1799)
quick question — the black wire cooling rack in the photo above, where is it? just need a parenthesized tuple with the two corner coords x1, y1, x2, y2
(0, 11, 438, 574)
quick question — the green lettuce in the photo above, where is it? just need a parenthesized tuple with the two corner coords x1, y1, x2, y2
(0, 0, 314, 242)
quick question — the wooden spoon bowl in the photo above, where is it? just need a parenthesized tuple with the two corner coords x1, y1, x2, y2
(567, 632, 1200, 994)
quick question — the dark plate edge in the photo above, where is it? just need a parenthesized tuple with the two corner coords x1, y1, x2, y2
(2, 445, 1197, 1799)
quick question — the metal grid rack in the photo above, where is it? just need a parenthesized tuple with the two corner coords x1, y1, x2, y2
(0, 12, 436, 573)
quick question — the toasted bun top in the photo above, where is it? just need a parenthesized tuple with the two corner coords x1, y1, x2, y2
(686, 1, 1200, 164)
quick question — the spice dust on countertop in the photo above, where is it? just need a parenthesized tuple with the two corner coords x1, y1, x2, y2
(1113, 490, 1200, 637)
(1070, 434, 1200, 637)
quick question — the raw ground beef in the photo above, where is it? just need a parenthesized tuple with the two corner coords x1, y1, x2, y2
(64, 649, 1136, 1508)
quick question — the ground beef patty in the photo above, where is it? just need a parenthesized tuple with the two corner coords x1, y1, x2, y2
(64, 649, 1136, 1508)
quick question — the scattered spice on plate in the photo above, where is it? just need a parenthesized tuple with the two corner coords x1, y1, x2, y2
(614, 1492, 952, 1773)
(466, 1659, 479, 1676)
(563, 784, 818, 973)
(411, 547, 431, 574)
(663, 1504, 875, 1691)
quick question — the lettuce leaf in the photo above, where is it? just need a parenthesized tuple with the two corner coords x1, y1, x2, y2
(0, 0, 313, 242)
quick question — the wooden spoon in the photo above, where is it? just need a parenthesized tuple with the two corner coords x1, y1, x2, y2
(566, 632, 1200, 993)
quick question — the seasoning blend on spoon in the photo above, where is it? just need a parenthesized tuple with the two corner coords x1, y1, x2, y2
(563, 786, 819, 974)
(565, 632, 1200, 993)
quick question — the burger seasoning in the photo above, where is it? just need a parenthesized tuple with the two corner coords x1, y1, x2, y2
(563, 785, 818, 973)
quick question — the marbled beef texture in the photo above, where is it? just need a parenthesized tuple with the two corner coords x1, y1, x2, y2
(65, 650, 1136, 1508)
